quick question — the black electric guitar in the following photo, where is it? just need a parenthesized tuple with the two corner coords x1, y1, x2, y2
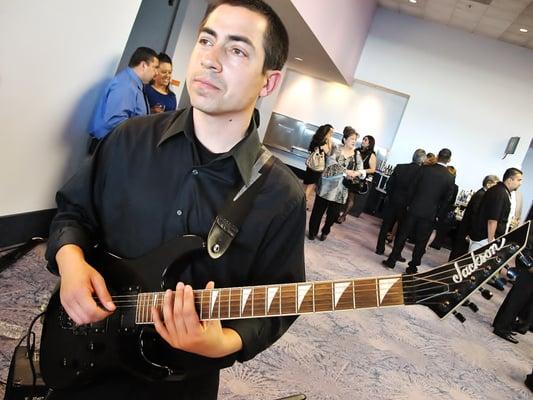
(40, 222, 530, 390)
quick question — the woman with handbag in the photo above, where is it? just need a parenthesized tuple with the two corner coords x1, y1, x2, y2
(308, 128, 363, 241)
(337, 135, 377, 223)
(303, 124, 333, 208)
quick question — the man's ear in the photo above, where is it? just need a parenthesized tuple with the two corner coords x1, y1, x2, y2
(259, 70, 282, 98)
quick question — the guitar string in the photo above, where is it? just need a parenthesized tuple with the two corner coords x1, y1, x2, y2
(84, 242, 514, 319)
(94, 249, 506, 308)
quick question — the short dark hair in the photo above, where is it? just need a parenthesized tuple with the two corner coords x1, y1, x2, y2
(201, 0, 289, 73)
(343, 126, 358, 138)
(128, 47, 158, 68)
(437, 148, 452, 163)
(157, 52, 172, 65)
(503, 167, 523, 181)
(342, 126, 358, 142)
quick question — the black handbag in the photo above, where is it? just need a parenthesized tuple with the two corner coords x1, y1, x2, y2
(342, 157, 368, 194)
(342, 177, 368, 194)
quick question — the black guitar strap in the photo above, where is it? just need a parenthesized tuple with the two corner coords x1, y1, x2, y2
(207, 146, 275, 259)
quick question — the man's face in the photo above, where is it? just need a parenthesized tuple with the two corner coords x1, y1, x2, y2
(508, 173, 523, 191)
(186, 5, 271, 116)
(141, 57, 159, 84)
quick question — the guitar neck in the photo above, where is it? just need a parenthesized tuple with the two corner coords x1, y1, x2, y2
(135, 275, 407, 324)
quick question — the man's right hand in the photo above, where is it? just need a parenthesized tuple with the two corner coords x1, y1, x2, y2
(56, 244, 116, 325)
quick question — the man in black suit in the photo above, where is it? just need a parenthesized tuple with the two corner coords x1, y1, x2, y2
(383, 148, 455, 273)
(375, 149, 426, 255)
(492, 231, 533, 344)
(448, 175, 499, 261)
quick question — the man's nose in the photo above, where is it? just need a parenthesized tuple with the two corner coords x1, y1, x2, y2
(200, 46, 222, 71)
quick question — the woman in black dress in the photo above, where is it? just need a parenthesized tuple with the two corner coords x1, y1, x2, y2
(303, 124, 333, 206)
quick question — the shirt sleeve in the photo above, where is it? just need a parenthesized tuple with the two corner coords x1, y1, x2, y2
(223, 184, 306, 362)
(93, 82, 139, 139)
(45, 134, 117, 273)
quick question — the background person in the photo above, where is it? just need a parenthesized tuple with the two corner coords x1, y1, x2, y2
(338, 134, 376, 222)
(308, 129, 362, 241)
(88, 46, 159, 152)
(303, 124, 333, 208)
(448, 174, 499, 261)
(382, 148, 455, 273)
(469, 168, 523, 251)
(145, 52, 177, 113)
(375, 149, 426, 256)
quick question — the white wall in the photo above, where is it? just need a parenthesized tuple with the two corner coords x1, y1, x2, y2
(291, 0, 377, 84)
(272, 69, 408, 151)
(0, 0, 141, 216)
(355, 8, 533, 192)
(168, 0, 208, 105)
(520, 143, 533, 221)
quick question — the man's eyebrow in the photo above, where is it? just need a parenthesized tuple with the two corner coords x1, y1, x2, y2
(200, 27, 255, 50)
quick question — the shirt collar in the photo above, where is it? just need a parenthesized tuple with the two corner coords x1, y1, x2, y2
(126, 67, 144, 91)
(158, 107, 262, 185)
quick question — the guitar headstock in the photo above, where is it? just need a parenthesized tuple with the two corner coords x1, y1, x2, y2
(403, 221, 530, 319)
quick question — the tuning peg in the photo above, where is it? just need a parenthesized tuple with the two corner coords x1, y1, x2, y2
(488, 277, 505, 291)
(453, 311, 466, 323)
(479, 287, 493, 300)
(468, 301, 479, 312)
(461, 300, 478, 312)
(506, 268, 518, 282)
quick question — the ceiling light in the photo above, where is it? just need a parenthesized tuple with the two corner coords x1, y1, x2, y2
(294, 57, 303, 61)
(519, 28, 528, 33)
(409, 0, 417, 3)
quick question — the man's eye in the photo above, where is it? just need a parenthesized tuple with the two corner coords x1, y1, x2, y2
(199, 38, 212, 46)
(231, 48, 246, 57)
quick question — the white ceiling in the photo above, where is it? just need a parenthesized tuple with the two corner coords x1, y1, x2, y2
(378, 0, 533, 49)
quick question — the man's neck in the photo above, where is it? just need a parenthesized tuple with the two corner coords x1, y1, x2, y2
(130, 66, 144, 84)
(192, 108, 253, 154)
(503, 181, 513, 192)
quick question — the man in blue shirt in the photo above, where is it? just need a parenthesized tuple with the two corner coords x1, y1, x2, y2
(89, 47, 159, 150)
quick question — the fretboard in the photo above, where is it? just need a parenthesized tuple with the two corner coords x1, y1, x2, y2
(135, 275, 405, 324)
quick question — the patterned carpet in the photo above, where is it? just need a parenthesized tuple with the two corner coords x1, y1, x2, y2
(1, 213, 532, 399)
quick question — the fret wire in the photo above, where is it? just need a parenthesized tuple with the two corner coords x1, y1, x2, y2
(352, 280, 356, 309)
(330, 281, 334, 310)
(200, 289, 204, 320)
(228, 287, 232, 318)
(278, 284, 282, 315)
(375, 279, 379, 307)
(151, 288, 406, 306)
(312, 283, 315, 313)
(218, 288, 221, 319)
(264, 285, 268, 316)
(238, 287, 242, 318)
(293, 284, 297, 314)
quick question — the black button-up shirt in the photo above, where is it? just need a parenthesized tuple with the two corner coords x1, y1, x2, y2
(470, 182, 511, 241)
(46, 107, 306, 369)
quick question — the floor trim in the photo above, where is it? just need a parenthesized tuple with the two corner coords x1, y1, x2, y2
(0, 209, 56, 248)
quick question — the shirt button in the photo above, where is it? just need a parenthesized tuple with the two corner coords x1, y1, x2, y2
(192, 169, 199, 175)
(176, 210, 183, 216)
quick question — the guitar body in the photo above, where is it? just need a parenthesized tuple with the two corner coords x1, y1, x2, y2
(40, 235, 205, 390)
